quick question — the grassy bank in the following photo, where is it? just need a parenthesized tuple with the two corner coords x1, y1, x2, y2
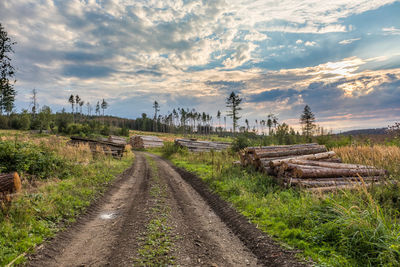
(164, 145, 400, 266)
(0, 131, 134, 265)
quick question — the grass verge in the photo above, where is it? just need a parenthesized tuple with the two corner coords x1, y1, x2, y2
(133, 156, 175, 266)
(0, 134, 134, 265)
(165, 147, 400, 266)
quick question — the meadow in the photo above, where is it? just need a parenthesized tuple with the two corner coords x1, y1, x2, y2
(161, 142, 400, 266)
(0, 130, 134, 265)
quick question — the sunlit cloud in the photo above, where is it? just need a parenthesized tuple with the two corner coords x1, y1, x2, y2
(0, 0, 399, 131)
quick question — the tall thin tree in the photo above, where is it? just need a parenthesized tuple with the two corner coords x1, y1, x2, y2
(153, 100, 160, 132)
(0, 23, 16, 115)
(300, 105, 316, 140)
(226, 92, 242, 133)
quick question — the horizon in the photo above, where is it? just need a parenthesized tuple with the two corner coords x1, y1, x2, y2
(1, 0, 400, 133)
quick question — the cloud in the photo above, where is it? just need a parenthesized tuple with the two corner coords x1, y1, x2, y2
(382, 27, 400, 35)
(244, 30, 268, 41)
(223, 43, 257, 68)
(304, 41, 316, 47)
(1, 0, 399, 131)
(339, 38, 361, 45)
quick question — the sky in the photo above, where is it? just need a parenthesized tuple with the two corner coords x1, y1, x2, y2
(1, 0, 400, 132)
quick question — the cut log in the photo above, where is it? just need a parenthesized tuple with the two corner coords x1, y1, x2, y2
(307, 183, 381, 193)
(290, 166, 387, 178)
(175, 139, 230, 152)
(0, 172, 21, 194)
(284, 176, 382, 187)
(256, 146, 327, 159)
(285, 159, 376, 170)
(269, 151, 337, 168)
(245, 143, 319, 153)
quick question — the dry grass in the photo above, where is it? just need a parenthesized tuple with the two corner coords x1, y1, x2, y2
(334, 145, 400, 178)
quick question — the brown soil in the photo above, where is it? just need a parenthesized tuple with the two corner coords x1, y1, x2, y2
(28, 152, 307, 267)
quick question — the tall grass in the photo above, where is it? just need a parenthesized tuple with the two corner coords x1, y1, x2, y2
(166, 145, 400, 266)
(334, 145, 400, 178)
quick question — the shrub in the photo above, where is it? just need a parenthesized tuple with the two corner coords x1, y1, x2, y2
(0, 141, 66, 179)
(231, 135, 251, 152)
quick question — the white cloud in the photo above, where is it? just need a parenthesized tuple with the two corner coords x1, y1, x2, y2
(296, 39, 303, 44)
(304, 41, 316, 46)
(339, 38, 361, 45)
(223, 43, 257, 68)
(382, 27, 400, 35)
(244, 30, 268, 41)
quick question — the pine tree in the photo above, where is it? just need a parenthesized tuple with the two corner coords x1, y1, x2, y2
(226, 92, 242, 133)
(68, 94, 75, 114)
(75, 95, 81, 113)
(101, 99, 108, 116)
(96, 101, 100, 116)
(0, 23, 16, 115)
(300, 105, 316, 139)
(153, 100, 160, 132)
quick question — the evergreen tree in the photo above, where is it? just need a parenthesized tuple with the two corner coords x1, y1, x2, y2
(0, 23, 16, 115)
(68, 94, 75, 113)
(153, 100, 160, 131)
(226, 92, 242, 133)
(96, 101, 100, 116)
(75, 95, 81, 113)
(300, 105, 316, 139)
(101, 99, 108, 116)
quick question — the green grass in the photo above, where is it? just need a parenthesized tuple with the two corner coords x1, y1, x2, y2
(133, 156, 175, 266)
(165, 149, 400, 266)
(0, 136, 134, 265)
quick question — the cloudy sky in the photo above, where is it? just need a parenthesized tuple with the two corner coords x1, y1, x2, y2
(1, 0, 400, 132)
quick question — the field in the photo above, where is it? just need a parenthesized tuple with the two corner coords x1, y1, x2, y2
(0, 130, 134, 265)
(160, 142, 400, 266)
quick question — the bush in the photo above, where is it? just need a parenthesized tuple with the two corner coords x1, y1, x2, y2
(0, 141, 66, 179)
(231, 135, 251, 152)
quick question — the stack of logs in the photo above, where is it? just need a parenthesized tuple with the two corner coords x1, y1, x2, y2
(240, 143, 388, 192)
(130, 135, 164, 149)
(0, 172, 21, 203)
(108, 135, 128, 145)
(175, 138, 231, 152)
(68, 136, 126, 158)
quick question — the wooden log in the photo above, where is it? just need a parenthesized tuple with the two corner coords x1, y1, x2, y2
(0, 172, 21, 194)
(245, 143, 319, 153)
(284, 176, 382, 187)
(269, 151, 337, 168)
(291, 166, 386, 178)
(307, 183, 380, 193)
(256, 146, 327, 159)
(285, 160, 376, 170)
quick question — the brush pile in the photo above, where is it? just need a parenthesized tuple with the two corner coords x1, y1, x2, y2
(175, 138, 231, 152)
(240, 143, 388, 192)
(130, 135, 164, 149)
(68, 136, 126, 158)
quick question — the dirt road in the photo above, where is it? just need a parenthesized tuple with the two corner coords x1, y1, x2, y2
(29, 152, 304, 266)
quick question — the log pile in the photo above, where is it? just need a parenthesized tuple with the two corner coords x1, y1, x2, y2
(175, 138, 231, 152)
(0, 172, 21, 203)
(240, 143, 388, 191)
(68, 136, 126, 158)
(108, 135, 127, 145)
(130, 135, 164, 149)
